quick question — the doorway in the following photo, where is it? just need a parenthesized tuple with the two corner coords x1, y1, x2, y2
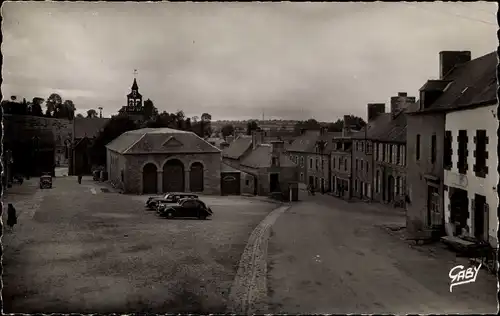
(474, 194, 487, 240)
(449, 188, 469, 236)
(387, 176, 394, 202)
(270, 173, 280, 193)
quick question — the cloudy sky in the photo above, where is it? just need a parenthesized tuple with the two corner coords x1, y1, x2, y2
(1, 2, 497, 121)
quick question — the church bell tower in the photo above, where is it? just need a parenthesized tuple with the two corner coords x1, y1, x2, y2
(127, 70, 143, 112)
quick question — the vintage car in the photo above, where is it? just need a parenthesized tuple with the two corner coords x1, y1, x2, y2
(157, 198, 213, 220)
(146, 192, 198, 210)
(39, 173, 53, 189)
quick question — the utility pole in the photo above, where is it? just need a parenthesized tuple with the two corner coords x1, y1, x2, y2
(98, 106, 103, 118)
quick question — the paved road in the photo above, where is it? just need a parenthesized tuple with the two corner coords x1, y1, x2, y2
(2, 176, 278, 313)
(265, 193, 497, 314)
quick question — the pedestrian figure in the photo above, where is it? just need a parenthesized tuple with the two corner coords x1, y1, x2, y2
(310, 185, 315, 196)
(7, 203, 17, 232)
(78, 174, 82, 184)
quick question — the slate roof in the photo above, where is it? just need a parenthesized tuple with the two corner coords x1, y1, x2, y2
(418, 51, 497, 112)
(240, 144, 296, 169)
(221, 162, 241, 173)
(222, 135, 253, 159)
(351, 111, 407, 143)
(105, 127, 221, 155)
(74, 117, 110, 139)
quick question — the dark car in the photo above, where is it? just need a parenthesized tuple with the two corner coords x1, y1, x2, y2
(158, 198, 213, 220)
(146, 192, 198, 210)
(39, 174, 52, 189)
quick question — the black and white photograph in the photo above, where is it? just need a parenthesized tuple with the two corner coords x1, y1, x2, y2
(1, 1, 498, 314)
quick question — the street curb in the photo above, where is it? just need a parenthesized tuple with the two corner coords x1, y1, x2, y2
(226, 204, 291, 315)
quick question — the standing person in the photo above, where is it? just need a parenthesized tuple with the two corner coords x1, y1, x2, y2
(7, 203, 17, 232)
(78, 174, 82, 184)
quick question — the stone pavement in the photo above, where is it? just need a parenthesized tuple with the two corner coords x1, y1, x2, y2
(264, 193, 497, 314)
(1, 176, 279, 313)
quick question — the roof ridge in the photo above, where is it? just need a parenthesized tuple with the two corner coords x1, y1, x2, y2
(123, 132, 147, 154)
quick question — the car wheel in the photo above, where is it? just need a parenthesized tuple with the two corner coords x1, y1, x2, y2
(198, 214, 207, 220)
(166, 211, 174, 219)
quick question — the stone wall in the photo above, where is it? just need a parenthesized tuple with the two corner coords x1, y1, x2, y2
(406, 113, 446, 237)
(123, 152, 222, 195)
(3, 114, 73, 167)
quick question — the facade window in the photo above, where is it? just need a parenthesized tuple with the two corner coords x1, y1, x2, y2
(272, 157, 278, 166)
(444, 131, 452, 170)
(377, 171, 381, 193)
(300, 157, 304, 167)
(473, 130, 488, 177)
(300, 173, 304, 182)
(295, 155, 298, 164)
(395, 177, 401, 195)
(332, 156, 336, 169)
(431, 134, 437, 164)
(344, 159, 348, 171)
(427, 185, 439, 227)
(355, 159, 358, 170)
(396, 145, 401, 164)
(366, 142, 372, 154)
(361, 142, 365, 152)
(360, 159, 364, 171)
(457, 130, 468, 174)
(416, 134, 421, 160)
(389, 145, 393, 164)
(365, 161, 369, 172)
(374, 143, 378, 160)
(402, 145, 406, 166)
(378, 143, 383, 161)
(309, 158, 313, 169)
(355, 179, 358, 192)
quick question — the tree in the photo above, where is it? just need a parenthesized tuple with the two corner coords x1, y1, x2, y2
(87, 109, 98, 118)
(63, 100, 76, 120)
(91, 115, 139, 165)
(76, 113, 84, 118)
(46, 93, 62, 117)
(143, 99, 158, 121)
(221, 124, 235, 137)
(31, 97, 44, 116)
(246, 120, 260, 135)
(200, 113, 212, 137)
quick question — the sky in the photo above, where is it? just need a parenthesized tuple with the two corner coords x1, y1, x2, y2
(1, 2, 497, 121)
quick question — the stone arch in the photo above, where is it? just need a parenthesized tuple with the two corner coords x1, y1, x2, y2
(142, 163, 158, 194)
(162, 159, 185, 193)
(189, 161, 204, 192)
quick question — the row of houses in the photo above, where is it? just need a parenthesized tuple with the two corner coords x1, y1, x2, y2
(282, 50, 497, 249)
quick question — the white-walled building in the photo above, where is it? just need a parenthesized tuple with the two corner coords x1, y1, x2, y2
(444, 103, 498, 247)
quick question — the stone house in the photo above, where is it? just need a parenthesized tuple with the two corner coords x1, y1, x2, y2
(222, 131, 298, 196)
(406, 50, 496, 241)
(306, 129, 341, 192)
(286, 130, 323, 187)
(105, 127, 221, 195)
(69, 117, 109, 175)
(370, 93, 415, 207)
(330, 134, 353, 200)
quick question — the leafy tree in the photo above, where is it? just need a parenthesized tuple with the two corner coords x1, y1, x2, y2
(221, 124, 235, 137)
(143, 99, 158, 121)
(246, 120, 260, 135)
(87, 109, 98, 118)
(200, 113, 212, 137)
(90, 115, 139, 165)
(63, 100, 76, 120)
(46, 93, 62, 117)
(31, 97, 44, 116)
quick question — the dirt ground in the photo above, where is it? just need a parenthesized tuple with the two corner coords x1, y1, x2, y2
(265, 192, 498, 314)
(1, 176, 277, 313)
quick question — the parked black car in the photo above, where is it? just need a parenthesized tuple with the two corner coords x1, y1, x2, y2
(146, 192, 198, 210)
(158, 198, 213, 220)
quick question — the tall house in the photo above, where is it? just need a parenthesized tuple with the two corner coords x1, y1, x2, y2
(406, 50, 496, 247)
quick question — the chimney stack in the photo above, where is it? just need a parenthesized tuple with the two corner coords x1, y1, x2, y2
(367, 103, 385, 122)
(390, 93, 416, 119)
(439, 51, 471, 79)
(342, 115, 351, 137)
(252, 130, 264, 149)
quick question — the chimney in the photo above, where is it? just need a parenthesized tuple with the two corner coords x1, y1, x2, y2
(367, 103, 385, 122)
(252, 130, 264, 149)
(270, 140, 284, 167)
(390, 92, 416, 119)
(342, 115, 351, 137)
(439, 51, 471, 79)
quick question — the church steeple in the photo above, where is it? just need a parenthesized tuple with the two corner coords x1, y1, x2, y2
(126, 70, 143, 112)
